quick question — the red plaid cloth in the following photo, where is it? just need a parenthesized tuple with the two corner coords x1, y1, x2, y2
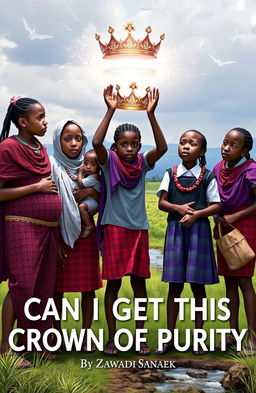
(102, 224, 150, 280)
(55, 227, 102, 292)
(217, 213, 256, 277)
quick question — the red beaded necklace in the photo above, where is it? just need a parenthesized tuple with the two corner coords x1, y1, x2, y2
(173, 165, 206, 192)
(64, 166, 77, 181)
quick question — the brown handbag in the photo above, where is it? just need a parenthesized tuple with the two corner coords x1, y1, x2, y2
(216, 222, 255, 270)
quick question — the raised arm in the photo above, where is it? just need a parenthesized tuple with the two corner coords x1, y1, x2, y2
(146, 88, 168, 167)
(92, 85, 117, 165)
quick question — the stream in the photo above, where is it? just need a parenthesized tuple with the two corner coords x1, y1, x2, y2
(155, 368, 225, 393)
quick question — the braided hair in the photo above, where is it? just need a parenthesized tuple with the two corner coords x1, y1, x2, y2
(229, 127, 253, 159)
(0, 97, 40, 142)
(114, 123, 141, 142)
(184, 129, 207, 167)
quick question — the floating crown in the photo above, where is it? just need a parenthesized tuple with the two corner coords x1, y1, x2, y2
(115, 83, 151, 110)
(95, 22, 165, 59)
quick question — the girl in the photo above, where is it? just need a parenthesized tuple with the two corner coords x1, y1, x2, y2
(93, 85, 167, 356)
(50, 120, 102, 352)
(157, 130, 220, 355)
(0, 97, 62, 362)
(77, 150, 101, 239)
(213, 128, 256, 355)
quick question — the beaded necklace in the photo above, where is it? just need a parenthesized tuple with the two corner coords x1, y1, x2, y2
(15, 136, 41, 154)
(173, 165, 206, 192)
(64, 166, 77, 181)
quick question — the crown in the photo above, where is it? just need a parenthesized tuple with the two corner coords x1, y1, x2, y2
(115, 83, 151, 110)
(95, 22, 165, 59)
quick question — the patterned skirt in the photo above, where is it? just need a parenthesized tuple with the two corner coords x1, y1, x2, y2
(162, 219, 219, 284)
(55, 226, 102, 292)
(217, 213, 256, 277)
(5, 191, 62, 351)
(102, 224, 150, 280)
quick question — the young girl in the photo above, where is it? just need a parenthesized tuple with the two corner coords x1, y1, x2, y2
(50, 119, 102, 352)
(213, 128, 256, 354)
(156, 130, 220, 355)
(77, 150, 101, 238)
(0, 97, 62, 362)
(93, 85, 167, 356)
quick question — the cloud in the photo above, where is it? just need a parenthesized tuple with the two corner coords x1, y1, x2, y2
(0, 0, 256, 148)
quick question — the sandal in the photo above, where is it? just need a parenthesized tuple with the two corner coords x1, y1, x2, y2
(239, 344, 256, 357)
(154, 342, 174, 355)
(82, 343, 97, 353)
(135, 342, 151, 356)
(39, 351, 57, 361)
(215, 335, 236, 350)
(1, 352, 31, 369)
(192, 347, 207, 356)
(103, 338, 119, 356)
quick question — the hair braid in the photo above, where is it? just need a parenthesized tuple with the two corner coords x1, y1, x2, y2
(1, 97, 40, 142)
(114, 123, 141, 142)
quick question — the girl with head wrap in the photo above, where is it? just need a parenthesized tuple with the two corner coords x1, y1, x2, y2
(50, 119, 102, 352)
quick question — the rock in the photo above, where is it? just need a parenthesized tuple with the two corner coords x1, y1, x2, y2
(126, 374, 141, 383)
(220, 363, 250, 391)
(173, 386, 205, 393)
(139, 371, 166, 383)
(186, 369, 207, 378)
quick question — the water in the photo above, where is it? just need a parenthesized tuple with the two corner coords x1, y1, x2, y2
(155, 368, 225, 393)
(149, 248, 163, 268)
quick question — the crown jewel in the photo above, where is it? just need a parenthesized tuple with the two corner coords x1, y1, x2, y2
(115, 83, 151, 110)
(95, 22, 165, 59)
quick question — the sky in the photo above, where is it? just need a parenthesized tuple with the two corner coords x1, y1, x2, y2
(0, 0, 256, 148)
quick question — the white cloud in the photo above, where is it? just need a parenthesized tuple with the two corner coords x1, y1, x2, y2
(0, 36, 17, 49)
(0, 0, 256, 147)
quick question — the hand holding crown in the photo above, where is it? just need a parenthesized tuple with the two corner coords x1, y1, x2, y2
(146, 88, 159, 115)
(103, 85, 118, 110)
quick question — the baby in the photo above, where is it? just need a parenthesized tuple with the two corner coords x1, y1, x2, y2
(77, 149, 101, 238)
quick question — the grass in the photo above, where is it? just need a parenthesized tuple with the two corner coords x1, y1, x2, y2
(0, 183, 254, 391)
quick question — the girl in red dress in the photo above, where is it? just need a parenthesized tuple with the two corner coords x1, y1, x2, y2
(0, 97, 62, 363)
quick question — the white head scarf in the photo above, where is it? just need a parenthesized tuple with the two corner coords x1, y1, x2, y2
(50, 119, 88, 247)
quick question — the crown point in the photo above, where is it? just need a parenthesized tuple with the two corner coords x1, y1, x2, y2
(125, 22, 135, 32)
(96, 22, 164, 59)
(115, 84, 120, 90)
(145, 87, 151, 93)
(160, 33, 165, 40)
(129, 82, 137, 90)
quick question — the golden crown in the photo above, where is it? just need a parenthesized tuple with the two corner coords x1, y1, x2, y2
(115, 83, 151, 110)
(95, 22, 165, 59)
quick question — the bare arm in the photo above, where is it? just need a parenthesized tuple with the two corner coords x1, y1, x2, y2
(0, 177, 58, 202)
(145, 88, 168, 167)
(159, 190, 195, 216)
(92, 85, 117, 165)
(77, 165, 85, 189)
(223, 188, 256, 224)
(179, 202, 221, 228)
(73, 186, 100, 203)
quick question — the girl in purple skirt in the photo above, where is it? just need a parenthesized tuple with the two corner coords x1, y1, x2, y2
(213, 128, 256, 355)
(156, 130, 220, 355)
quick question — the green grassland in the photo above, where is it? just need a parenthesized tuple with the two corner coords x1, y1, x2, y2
(0, 184, 254, 392)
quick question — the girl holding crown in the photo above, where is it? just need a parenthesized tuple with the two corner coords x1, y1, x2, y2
(93, 84, 167, 356)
